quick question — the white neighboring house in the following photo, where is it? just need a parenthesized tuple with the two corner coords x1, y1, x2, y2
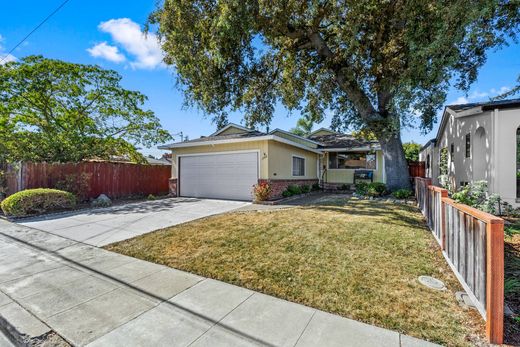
(419, 98, 520, 207)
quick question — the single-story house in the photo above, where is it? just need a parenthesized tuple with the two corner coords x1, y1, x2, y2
(419, 98, 520, 207)
(159, 124, 385, 201)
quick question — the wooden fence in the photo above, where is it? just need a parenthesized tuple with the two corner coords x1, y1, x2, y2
(408, 161, 426, 178)
(415, 177, 504, 344)
(4, 161, 171, 200)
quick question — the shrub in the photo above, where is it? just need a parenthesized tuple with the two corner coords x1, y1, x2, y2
(311, 183, 321, 191)
(147, 194, 157, 200)
(282, 190, 292, 198)
(392, 189, 413, 199)
(253, 182, 271, 201)
(301, 185, 311, 193)
(286, 185, 302, 195)
(452, 180, 500, 214)
(54, 172, 92, 201)
(1, 188, 76, 217)
(355, 182, 368, 195)
(367, 182, 387, 197)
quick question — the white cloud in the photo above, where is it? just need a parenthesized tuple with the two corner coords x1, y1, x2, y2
(95, 18, 164, 69)
(452, 96, 469, 105)
(0, 34, 16, 65)
(450, 86, 511, 105)
(87, 42, 126, 63)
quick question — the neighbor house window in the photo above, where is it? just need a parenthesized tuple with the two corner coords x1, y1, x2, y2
(292, 156, 305, 176)
(465, 134, 471, 158)
(328, 152, 376, 170)
(426, 154, 430, 169)
(450, 143, 454, 162)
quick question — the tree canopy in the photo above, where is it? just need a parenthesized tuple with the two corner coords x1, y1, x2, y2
(0, 56, 172, 163)
(402, 142, 422, 162)
(149, 0, 519, 189)
(290, 115, 314, 136)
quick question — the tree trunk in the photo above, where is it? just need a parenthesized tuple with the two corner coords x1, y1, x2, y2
(379, 133, 411, 191)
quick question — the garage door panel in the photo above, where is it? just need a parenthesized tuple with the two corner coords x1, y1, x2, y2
(179, 152, 258, 201)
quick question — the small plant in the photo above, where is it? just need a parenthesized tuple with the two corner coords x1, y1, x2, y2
(253, 182, 272, 201)
(311, 183, 321, 191)
(282, 190, 292, 198)
(1, 188, 76, 217)
(505, 278, 520, 296)
(392, 189, 413, 199)
(147, 194, 157, 200)
(355, 182, 368, 195)
(301, 185, 311, 193)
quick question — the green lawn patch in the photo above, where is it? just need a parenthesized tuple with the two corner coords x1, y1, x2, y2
(106, 198, 484, 346)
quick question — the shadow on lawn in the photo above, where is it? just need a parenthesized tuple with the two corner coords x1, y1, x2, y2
(303, 199, 427, 229)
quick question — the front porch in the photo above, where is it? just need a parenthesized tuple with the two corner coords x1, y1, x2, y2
(319, 150, 385, 189)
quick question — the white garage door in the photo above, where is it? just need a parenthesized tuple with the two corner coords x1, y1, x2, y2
(179, 152, 258, 201)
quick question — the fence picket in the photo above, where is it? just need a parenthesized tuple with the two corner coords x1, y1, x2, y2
(414, 178, 504, 344)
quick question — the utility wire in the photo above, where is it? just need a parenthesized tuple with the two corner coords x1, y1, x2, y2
(0, 0, 71, 64)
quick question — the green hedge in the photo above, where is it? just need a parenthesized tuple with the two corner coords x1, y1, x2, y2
(1, 188, 76, 217)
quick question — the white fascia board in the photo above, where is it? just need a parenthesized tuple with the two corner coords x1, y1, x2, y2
(269, 128, 322, 146)
(271, 135, 323, 154)
(161, 135, 323, 154)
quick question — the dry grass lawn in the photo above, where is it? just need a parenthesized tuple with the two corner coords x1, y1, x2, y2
(106, 197, 485, 346)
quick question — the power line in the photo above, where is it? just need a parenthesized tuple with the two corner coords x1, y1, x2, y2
(0, 0, 72, 64)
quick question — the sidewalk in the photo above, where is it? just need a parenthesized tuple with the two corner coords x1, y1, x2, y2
(0, 220, 439, 347)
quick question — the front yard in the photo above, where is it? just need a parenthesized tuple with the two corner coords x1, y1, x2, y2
(106, 197, 484, 346)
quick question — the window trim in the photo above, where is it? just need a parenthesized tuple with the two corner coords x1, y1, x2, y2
(291, 155, 306, 177)
(327, 151, 377, 171)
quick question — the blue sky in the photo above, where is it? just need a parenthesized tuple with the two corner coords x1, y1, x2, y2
(2, 1, 519, 157)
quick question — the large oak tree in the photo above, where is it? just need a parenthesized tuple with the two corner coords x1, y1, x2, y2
(149, 0, 519, 189)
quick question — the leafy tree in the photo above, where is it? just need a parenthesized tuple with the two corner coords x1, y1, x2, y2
(149, 0, 519, 189)
(0, 56, 172, 163)
(290, 115, 314, 136)
(402, 142, 421, 162)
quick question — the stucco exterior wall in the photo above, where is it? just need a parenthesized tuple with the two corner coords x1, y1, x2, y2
(267, 141, 319, 180)
(169, 140, 269, 179)
(437, 111, 493, 189)
(493, 108, 520, 206)
(430, 107, 520, 207)
(322, 150, 384, 184)
(419, 144, 437, 180)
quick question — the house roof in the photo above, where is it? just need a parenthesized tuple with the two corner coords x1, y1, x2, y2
(310, 133, 380, 150)
(433, 97, 520, 144)
(448, 98, 520, 112)
(210, 123, 256, 136)
(419, 138, 436, 152)
(308, 128, 339, 137)
(159, 126, 380, 153)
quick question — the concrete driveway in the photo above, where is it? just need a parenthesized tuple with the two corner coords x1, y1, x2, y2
(19, 198, 249, 247)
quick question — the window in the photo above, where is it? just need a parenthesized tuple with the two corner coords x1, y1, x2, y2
(465, 134, 471, 158)
(450, 143, 454, 162)
(328, 152, 376, 170)
(426, 154, 430, 169)
(292, 156, 305, 176)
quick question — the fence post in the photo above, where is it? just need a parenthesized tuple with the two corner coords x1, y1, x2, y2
(439, 190, 448, 250)
(486, 220, 504, 344)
